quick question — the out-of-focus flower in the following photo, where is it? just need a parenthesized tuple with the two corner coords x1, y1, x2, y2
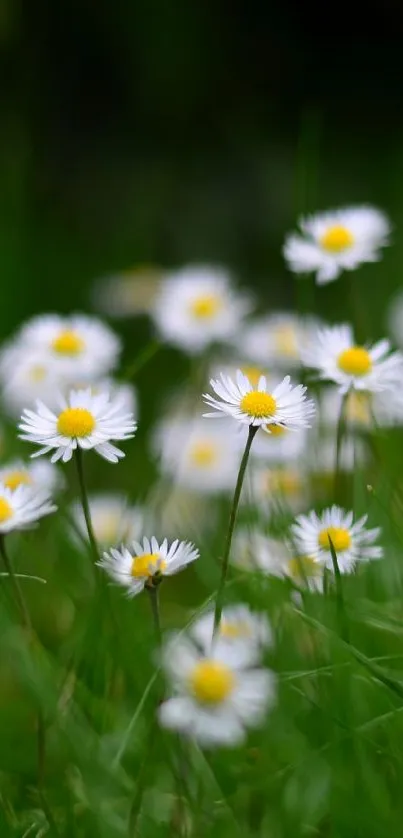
(250, 423, 308, 463)
(0, 483, 56, 533)
(301, 323, 403, 393)
(291, 505, 383, 573)
(19, 388, 136, 464)
(284, 206, 391, 284)
(0, 459, 63, 495)
(0, 348, 63, 414)
(232, 528, 322, 589)
(70, 494, 147, 549)
(320, 385, 403, 430)
(159, 632, 275, 746)
(203, 370, 315, 431)
(248, 464, 307, 513)
(153, 416, 241, 494)
(98, 536, 199, 596)
(93, 265, 163, 317)
(191, 603, 272, 666)
(242, 313, 322, 369)
(150, 265, 251, 354)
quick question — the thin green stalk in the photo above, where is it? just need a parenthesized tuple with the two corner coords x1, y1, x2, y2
(123, 340, 160, 382)
(334, 391, 349, 502)
(0, 534, 32, 633)
(328, 535, 349, 642)
(75, 447, 98, 562)
(147, 585, 162, 647)
(213, 425, 258, 634)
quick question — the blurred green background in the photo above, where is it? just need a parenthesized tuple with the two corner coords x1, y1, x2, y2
(2, 0, 403, 340)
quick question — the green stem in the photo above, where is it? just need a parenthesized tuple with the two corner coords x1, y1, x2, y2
(147, 585, 162, 647)
(0, 535, 32, 632)
(328, 535, 349, 643)
(334, 391, 349, 502)
(213, 425, 258, 634)
(123, 340, 160, 382)
(75, 448, 98, 562)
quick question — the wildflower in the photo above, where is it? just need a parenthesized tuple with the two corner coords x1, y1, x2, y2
(19, 388, 136, 463)
(320, 384, 403, 430)
(93, 264, 162, 317)
(284, 206, 390, 284)
(232, 528, 322, 589)
(301, 324, 403, 393)
(251, 423, 308, 463)
(191, 604, 272, 666)
(153, 416, 241, 494)
(151, 265, 250, 353)
(203, 370, 315, 430)
(98, 536, 199, 596)
(0, 459, 62, 495)
(248, 464, 307, 512)
(0, 483, 56, 532)
(242, 313, 322, 368)
(70, 494, 147, 549)
(291, 505, 383, 573)
(159, 633, 275, 746)
(0, 347, 63, 415)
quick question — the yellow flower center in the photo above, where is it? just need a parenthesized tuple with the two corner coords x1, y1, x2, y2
(241, 366, 266, 388)
(189, 660, 235, 704)
(3, 471, 32, 491)
(337, 346, 372, 377)
(288, 556, 319, 580)
(57, 407, 96, 438)
(220, 620, 252, 639)
(29, 365, 47, 382)
(319, 225, 354, 253)
(274, 325, 299, 357)
(131, 553, 166, 578)
(240, 391, 277, 419)
(189, 441, 217, 467)
(189, 295, 221, 320)
(51, 330, 85, 356)
(265, 424, 287, 437)
(0, 497, 13, 523)
(318, 526, 351, 552)
(267, 469, 302, 496)
(346, 391, 371, 425)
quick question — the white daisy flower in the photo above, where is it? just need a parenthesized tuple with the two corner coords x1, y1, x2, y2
(13, 313, 121, 380)
(151, 265, 251, 354)
(251, 423, 308, 463)
(0, 347, 63, 415)
(320, 381, 403, 430)
(0, 459, 63, 495)
(242, 313, 322, 368)
(247, 465, 307, 513)
(307, 435, 368, 477)
(0, 483, 56, 533)
(191, 604, 272, 666)
(291, 506, 383, 573)
(284, 206, 391, 285)
(159, 632, 275, 746)
(152, 416, 241, 494)
(232, 528, 322, 589)
(19, 388, 136, 464)
(93, 264, 162, 317)
(203, 370, 315, 430)
(70, 494, 147, 549)
(98, 536, 199, 597)
(301, 324, 403, 394)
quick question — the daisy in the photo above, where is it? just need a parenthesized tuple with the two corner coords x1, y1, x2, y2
(150, 265, 251, 354)
(0, 346, 63, 415)
(248, 465, 307, 513)
(203, 370, 315, 430)
(19, 388, 136, 464)
(301, 324, 403, 394)
(0, 483, 56, 533)
(283, 206, 391, 284)
(93, 264, 162, 317)
(159, 632, 275, 746)
(0, 459, 63, 495)
(242, 313, 322, 369)
(291, 506, 383, 573)
(98, 536, 199, 596)
(251, 423, 308, 463)
(70, 494, 147, 549)
(152, 416, 241, 494)
(319, 386, 403, 430)
(191, 604, 272, 666)
(307, 435, 368, 477)
(13, 313, 121, 380)
(232, 528, 322, 589)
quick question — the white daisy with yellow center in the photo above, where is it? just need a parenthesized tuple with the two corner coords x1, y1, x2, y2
(320, 385, 403, 430)
(191, 604, 272, 666)
(0, 346, 63, 415)
(19, 388, 136, 464)
(151, 266, 251, 353)
(98, 536, 199, 596)
(203, 370, 315, 430)
(232, 528, 322, 589)
(153, 416, 241, 494)
(93, 264, 163, 317)
(291, 505, 383, 573)
(249, 465, 306, 512)
(242, 313, 322, 368)
(283, 206, 391, 284)
(0, 482, 56, 533)
(301, 324, 403, 394)
(0, 459, 62, 495)
(70, 494, 147, 549)
(14, 313, 121, 380)
(159, 633, 275, 746)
